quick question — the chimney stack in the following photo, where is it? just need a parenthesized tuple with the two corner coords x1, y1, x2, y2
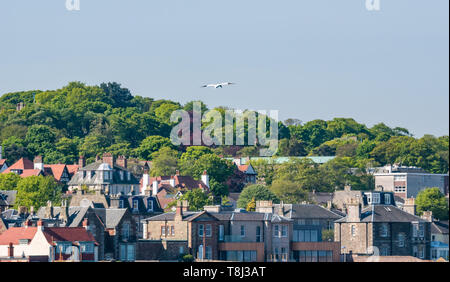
(278, 201, 285, 216)
(175, 200, 183, 221)
(255, 200, 274, 213)
(344, 184, 352, 192)
(175, 170, 180, 176)
(78, 156, 86, 168)
(102, 153, 114, 168)
(422, 211, 433, 222)
(82, 218, 89, 231)
(201, 170, 209, 188)
(182, 200, 189, 212)
(142, 169, 150, 195)
(152, 180, 159, 196)
(34, 155, 44, 171)
(327, 200, 332, 210)
(45, 201, 54, 219)
(60, 200, 69, 224)
(37, 219, 44, 231)
(403, 198, 416, 215)
(117, 155, 127, 169)
(346, 198, 361, 222)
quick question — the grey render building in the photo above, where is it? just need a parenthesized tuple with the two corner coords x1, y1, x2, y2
(335, 193, 432, 260)
(68, 154, 140, 195)
(374, 164, 449, 200)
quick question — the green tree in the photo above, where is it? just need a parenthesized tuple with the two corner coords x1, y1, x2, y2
(415, 188, 449, 220)
(0, 173, 22, 190)
(269, 180, 309, 204)
(134, 135, 174, 160)
(150, 147, 179, 177)
(237, 184, 279, 209)
(14, 176, 62, 209)
(176, 189, 212, 211)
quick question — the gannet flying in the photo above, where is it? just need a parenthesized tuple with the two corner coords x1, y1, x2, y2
(201, 82, 235, 89)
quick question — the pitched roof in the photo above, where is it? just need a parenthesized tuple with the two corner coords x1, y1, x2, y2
(35, 206, 90, 227)
(93, 208, 128, 229)
(0, 190, 17, 207)
(68, 162, 140, 186)
(0, 159, 7, 167)
(0, 227, 37, 245)
(3, 158, 34, 172)
(275, 204, 343, 220)
(44, 164, 66, 181)
(18, 169, 42, 178)
(144, 211, 200, 222)
(431, 221, 449, 234)
(43, 227, 97, 245)
(336, 205, 427, 223)
(66, 165, 79, 176)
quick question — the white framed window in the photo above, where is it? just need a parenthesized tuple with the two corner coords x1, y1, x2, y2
(161, 226, 166, 236)
(351, 225, 356, 237)
(273, 225, 279, 237)
(384, 194, 391, 205)
(171, 226, 175, 236)
(372, 193, 380, 204)
(367, 193, 372, 204)
(147, 199, 153, 211)
(281, 225, 288, 237)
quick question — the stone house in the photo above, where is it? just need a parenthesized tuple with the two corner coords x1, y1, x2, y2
(335, 198, 432, 259)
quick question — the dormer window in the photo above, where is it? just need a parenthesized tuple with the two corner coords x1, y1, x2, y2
(83, 171, 86, 178)
(147, 199, 154, 212)
(372, 193, 380, 204)
(119, 199, 125, 209)
(384, 194, 391, 205)
(133, 199, 139, 211)
(120, 171, 124, 181)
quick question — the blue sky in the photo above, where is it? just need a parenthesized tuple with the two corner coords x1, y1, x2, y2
(0, 0, 448, 137)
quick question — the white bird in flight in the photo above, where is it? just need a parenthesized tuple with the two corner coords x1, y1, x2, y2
(201, 82, 235, 89)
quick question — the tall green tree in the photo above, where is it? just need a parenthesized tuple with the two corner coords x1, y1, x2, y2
(415, 188, 449, 220)
(14, 176, 62, 209)
(237, 184, 279, 209)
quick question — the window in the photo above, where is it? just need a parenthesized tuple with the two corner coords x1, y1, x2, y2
(179, 246, 184, 254)
(133, 200, 138, 210)
(419, 246, 425, 259)
(119, 199, 124, 209)
(419, 224, 424, 238)
(120, 171, 124, 181)
(161, 226, 166, 237)
(412, 223, 418, 237)
(384, 194, 391, 205)
(298, 219, 306, 225)
(240, 225, 245, 237)
(380, 224, 388, 237)
(198, 245, 212, 260)
(80, 242, 94, 253)
(122, 223, 130, 239)
(206, 224, 212, 237)
(219, 225, 224, 241)
(273, 225, 279, 237)
(127, 172, 131, 181)
(171, 226, 175, 236)
(310, 230, 318, 242)
(312, 219, 320, 225)
(398, 233, 405, 247)
(198, 224, 204, 237)
(366, 193, 372, 204)
(281, 225, 287, 237)
(351, 225, 356, 237)
(372, 193, 380, 204)
(256, 226, 261, 242)
(413, 246, 418, 257)
(381, 246, 389, 256)
(147, 200, 153, 211)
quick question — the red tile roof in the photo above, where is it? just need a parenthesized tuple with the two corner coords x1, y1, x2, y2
(3, 158, 34, 173)
(66, 165, 79, 176)
(0, 159, 7, 166)
(43, 227, 98, 245)
(0, 227, 37, 245)
(44, 164, 66, 181)
(237, 165, 249, 173)
(18, 169, 43, 177)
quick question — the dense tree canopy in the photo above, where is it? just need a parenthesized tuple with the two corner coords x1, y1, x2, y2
(415, 188, 449, 220)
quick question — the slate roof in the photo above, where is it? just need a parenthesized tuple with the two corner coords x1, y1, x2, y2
(0, 190, 17, 207)
(336, 205, 427, 223)
(68, 162, 140, 186)
(275, 204, 343, 220)
(309, 192, 333, 205)
(35, 206, 91, 227)
(143, 211, 200, 222)
(431, 221, 449, 234)
(93, 208, 128, 229)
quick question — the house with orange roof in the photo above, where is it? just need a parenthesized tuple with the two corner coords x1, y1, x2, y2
(0, 219, 98, 262)
(1, 156, 74, 185)
(0, 145, 8, 173)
